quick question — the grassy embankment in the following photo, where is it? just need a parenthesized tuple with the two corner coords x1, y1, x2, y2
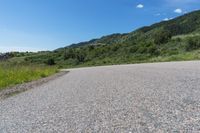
(0, 61, 58, 90)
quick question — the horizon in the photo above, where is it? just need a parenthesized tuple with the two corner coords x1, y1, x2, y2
(0, 0, 200, 52)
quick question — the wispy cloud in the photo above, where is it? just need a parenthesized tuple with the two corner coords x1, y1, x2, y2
(136, 4, 144, 9)
(174, 8, 182, 14)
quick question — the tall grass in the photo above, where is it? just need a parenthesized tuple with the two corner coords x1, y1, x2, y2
(0, 62, 58, 89)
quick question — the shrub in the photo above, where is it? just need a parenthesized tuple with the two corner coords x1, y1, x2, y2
(64, 49, 76, 60)
(111, 45, 119, 52)
(88, 45, 95, 51)
(137, 46, 147, 54)
(185, 37, 200, 51)
(154, 30, 172, 45)
(40, 73, 47, 78)
(76, 51, 86, 63)
(147, 44, 158, 55)
(46, 58, 55, 65)
(129, 46, 138, 53)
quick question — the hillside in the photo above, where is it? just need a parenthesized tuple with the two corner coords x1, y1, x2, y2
(68, 10, 200, 47)
(8, 10, 200, 68)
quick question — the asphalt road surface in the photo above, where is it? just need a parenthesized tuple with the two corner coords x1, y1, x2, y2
(1, 61, 200, 132)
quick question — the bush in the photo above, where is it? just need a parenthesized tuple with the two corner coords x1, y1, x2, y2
(129, 46, 138, 53)
(137, 46, 147, 54)
(64, 49, 76, 60)
(46, 58, 55, 65)
(75, 51, 86, 63)
(154, 30, 172, 45)
(185, 37, 200, 51)
(111, 45, 119, 52)
(88, 45, 95, 51)
(147, 44, 159, 55)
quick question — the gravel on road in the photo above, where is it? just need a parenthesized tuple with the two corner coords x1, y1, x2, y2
(1, 61, 200, 132)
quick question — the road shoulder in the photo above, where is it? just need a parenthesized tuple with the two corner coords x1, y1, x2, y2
(0, 71, 68, 100)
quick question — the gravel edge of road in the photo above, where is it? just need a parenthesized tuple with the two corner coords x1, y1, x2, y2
(0, 71, 68, 100)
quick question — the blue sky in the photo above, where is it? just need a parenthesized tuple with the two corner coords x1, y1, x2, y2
(0, 0, 200, 52)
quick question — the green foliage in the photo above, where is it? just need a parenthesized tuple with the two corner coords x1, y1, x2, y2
(154, 29, 172, 45)
(147, 44, 159, 55)
(46, 58, 55, 66)
(75, 50, 86, 63)
(64, 48, 76, 59)
(0, 62, 58, 89)
(185, 37, 200, 51)
(7, 10, 200, 68)
(3, 10, 200, 92)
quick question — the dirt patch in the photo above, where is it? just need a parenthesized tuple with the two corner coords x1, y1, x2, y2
(0, 71, 68, 100)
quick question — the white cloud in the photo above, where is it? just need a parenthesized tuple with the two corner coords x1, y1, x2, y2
(163, 18, 169, 21)
(163, 17, 173, 21)
(174, 8, 182, 14)
(136, 4, 144, 9)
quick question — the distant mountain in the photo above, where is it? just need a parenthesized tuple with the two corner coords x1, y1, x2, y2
(23, 10, 200, 67)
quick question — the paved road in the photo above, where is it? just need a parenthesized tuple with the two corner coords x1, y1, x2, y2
(1, 61, 200, 132)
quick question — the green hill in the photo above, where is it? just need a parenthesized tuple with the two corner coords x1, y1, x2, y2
(68, 10, 200, 47)
(13, 10, 200, 68)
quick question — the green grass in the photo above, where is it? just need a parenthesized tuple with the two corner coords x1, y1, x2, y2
(172, 33, 200, 39)
(62, 50, 200, 68)
(149, 50, 200, 62)
(1, 49, 199, 91)
(0, 62, 58, 90)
